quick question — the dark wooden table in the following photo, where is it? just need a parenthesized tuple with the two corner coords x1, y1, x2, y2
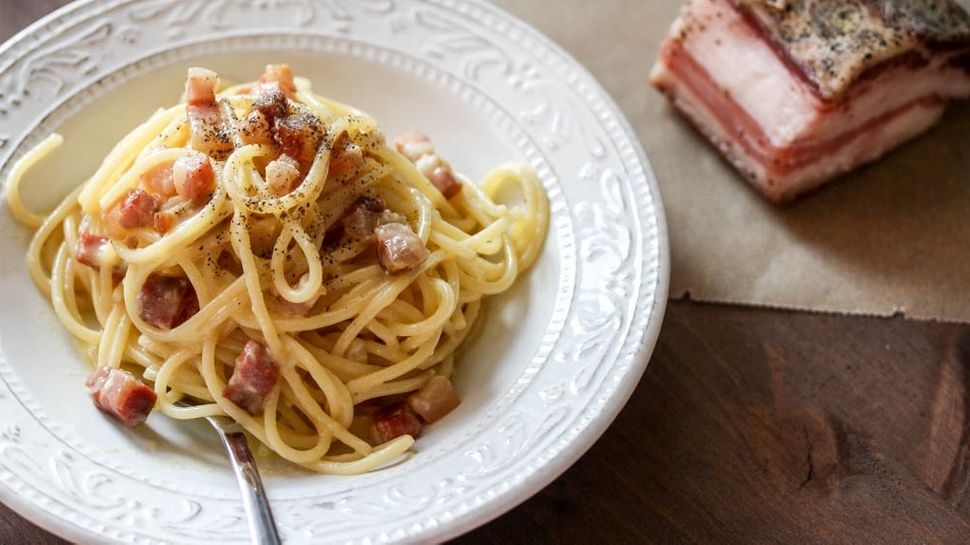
(3, 2, 970, 544)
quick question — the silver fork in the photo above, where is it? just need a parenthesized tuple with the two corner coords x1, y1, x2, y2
(183, 404, 283, 545)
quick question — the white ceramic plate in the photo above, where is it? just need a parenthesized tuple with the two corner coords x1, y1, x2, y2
(0, 1, 668, 543)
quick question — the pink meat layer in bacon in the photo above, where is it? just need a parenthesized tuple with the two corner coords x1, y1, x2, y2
(86, 367, 157, 428)
(651, 0, 970, 201)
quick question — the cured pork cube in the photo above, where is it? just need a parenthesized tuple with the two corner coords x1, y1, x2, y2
(86, 367, 157, 428)
(651, 0, 970, 201)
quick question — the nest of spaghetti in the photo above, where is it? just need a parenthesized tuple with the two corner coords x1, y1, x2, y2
(9, 64, 548, 474)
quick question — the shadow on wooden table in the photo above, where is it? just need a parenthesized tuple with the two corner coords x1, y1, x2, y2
(463, 301, 970, 544)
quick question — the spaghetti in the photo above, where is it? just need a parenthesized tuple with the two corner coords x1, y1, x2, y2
(4, 65, 548, 474)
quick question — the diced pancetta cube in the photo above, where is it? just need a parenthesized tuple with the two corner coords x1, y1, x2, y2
(140, 163, 176, 198)
(265, 154, 302, 197)
(258, 64, 297, 97)
(370, 403, 422, 444)
(395, 131, 462, 198)
(137, 274, 199, 330)
(406, 376, 460, 424)
(151, 197, 191, 235)
(116, 189, 160, 229)
(239, 110, 275, 147)
(428, 165, 461, 199)
(75, 231, 109, 268)
(394, 131, 434, 162)
(375, 222, 429, 273)
(275, 113, 323, 169)
(173, 151, 216, 202)
(86, 367, 157, 428)
(329, 134, 364, 179)
(185, 67, 219, 108)
(342, 196, 385, 241)
(224, 340, 280, 414)
(251, 86, 289, 122)
(103, 189, 160, 241)
(185, 67, 232, 158)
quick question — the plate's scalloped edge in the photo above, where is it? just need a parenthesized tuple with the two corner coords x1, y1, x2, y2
(0, 0, 669, 543)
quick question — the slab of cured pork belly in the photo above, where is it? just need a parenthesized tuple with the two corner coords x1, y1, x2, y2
(651, 0, 970, 201)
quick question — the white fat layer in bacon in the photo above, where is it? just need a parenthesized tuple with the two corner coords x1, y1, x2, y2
(666, 0, 970, 149)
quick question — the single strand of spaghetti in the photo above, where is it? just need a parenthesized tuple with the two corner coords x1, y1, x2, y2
(295, 88, 353, 119)
(273, 300, 364, 333)
(4, 133, 64, 228)
(298, 340, 382, 380)
(323, 266, 383, 294)
(90, 263, 115, 326)
(220, 100, 245, 149)
(353, 371, 433, 404)
(105, 305, 132, 370)
(272, 221, 323, 303)
(160, 400, 224, 419)
(25, 185, 85, 295)
(50, 243, 100, 344)
(79, 107, 182, 215)
(305, 436, 414, 475)
(137, 115, 189, 161)
(96, 303, 123, 368)
(61, 251, 83, 320)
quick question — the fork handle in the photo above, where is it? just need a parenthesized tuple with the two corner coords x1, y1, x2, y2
(218, 429, 283, 545)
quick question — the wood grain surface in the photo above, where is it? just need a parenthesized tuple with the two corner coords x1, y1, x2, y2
(2, 2, 969, 544)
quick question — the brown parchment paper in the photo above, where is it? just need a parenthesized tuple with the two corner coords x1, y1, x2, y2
(492, 0, 970, 323)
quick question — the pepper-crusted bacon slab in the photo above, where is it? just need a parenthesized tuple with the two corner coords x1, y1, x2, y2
(651, 0, 970, 201)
